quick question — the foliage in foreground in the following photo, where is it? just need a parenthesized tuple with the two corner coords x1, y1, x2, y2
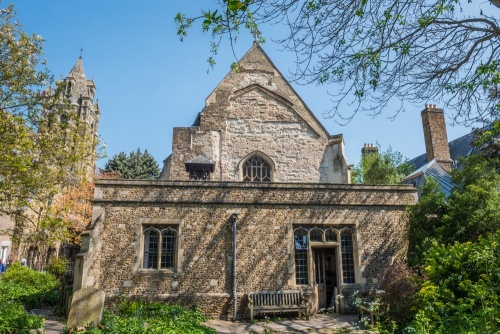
(0, 2, 103, 270)
(71, 300, 217, 334)
(0, 263, 60, 309)
(406, 232, 500, 334)
(176, 1, 500, 126)
(0, 302, 44, 334)
(407, 154, 500, 267)
(0, 263, 60, 333)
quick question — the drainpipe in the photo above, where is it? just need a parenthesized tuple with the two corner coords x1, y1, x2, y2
(231, 213, 238, 321)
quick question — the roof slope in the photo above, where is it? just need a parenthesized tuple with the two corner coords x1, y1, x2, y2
(403, 159, 455, 196)
(408, 128, 484, 170)
(204, 42, 332, 138)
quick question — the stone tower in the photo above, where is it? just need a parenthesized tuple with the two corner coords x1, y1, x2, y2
(62, 56, 100, 138)
(421, 104, 451, 171)
(61, 56, 101, 175)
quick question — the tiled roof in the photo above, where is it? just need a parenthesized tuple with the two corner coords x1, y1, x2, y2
(403, 159, 455, 196)
(408, 126, 492, 170)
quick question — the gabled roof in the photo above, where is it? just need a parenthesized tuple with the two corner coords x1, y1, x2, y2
(204, 42, 332, 139)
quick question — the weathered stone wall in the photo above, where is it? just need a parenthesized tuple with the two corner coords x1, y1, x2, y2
(167, 44, 349, 183)
(77, 180, 416, 318)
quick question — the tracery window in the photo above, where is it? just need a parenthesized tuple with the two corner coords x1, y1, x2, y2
(293, 226, 356, 285)
(242, 155, 272, 182)
(143, 226, 177, 269)
(309, 228, 324, 242)
(325, 228, 338, 242)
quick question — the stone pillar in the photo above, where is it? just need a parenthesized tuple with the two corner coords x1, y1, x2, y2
(421, 105, 452, 171)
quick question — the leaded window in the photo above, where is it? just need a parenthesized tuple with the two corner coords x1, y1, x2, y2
(293, 226, 356, 286)
(309, 228, 324, 242)
(143, 226, 177, 269)
(341, 230, 355, 283)
(242, 155, 271, 182)
(325, 228, 338, 242)
(294, 228, 308, 285)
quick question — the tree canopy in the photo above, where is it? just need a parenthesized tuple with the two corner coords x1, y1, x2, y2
(104, 148, 160, 179)
(407, 153, 500, 267)
(177, 0, 500, 125)
(353, 145, 413, 184)
(0, 3, 101, 267)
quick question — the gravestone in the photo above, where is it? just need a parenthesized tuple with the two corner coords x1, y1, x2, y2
(67, 287, 105, 329)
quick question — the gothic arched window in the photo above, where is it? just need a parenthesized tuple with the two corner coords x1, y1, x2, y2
(242, 155, 272, 182)
(143, 226, 177, 269)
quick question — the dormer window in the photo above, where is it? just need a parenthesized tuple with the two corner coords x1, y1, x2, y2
(185, 156, 215, 181)
(242, 154, 272, 182)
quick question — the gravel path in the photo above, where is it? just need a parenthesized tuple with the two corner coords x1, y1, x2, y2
(31, 308, 65, 334)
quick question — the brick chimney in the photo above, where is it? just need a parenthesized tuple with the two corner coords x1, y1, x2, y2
(361, 143, 378, 157)
(421, 104, 452, 171)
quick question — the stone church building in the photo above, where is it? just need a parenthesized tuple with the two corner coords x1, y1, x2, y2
(74, 43, 417, 318)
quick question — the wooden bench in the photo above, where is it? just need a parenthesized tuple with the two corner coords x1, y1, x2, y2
(248, 290, 310, 321)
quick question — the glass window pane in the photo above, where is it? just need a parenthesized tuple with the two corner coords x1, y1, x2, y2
(294, 229, 308, 285)
(144, 230, 159, 269)
(161, 230, 176, 268)
(242, 155, 272, 182)
(341, 231, 355, 284)
(326, 229, 338, 242)
(310, 228, 323, 242)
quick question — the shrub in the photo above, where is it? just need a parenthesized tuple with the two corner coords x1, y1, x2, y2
(71, 300, 217, 334)
(0, 301, 44, 334)
(377, 262, 420, 329)
(0, 262, 60, 309)
(405, 233, 500, 333)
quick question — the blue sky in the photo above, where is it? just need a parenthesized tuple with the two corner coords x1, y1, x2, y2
(12, 1, 476, 170)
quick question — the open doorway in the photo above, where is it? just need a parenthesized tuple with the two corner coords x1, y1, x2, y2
(313, 247, 339, 312)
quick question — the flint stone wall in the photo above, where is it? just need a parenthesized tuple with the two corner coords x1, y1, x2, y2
(77, 180, 416, 318)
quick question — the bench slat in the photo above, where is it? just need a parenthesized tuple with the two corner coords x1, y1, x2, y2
(249, 290, 309, 321)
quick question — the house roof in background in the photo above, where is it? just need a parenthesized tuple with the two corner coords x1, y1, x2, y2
(403, 159, 455, 196)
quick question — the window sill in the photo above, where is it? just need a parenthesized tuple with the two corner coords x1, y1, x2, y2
(133, 269, 183, 277)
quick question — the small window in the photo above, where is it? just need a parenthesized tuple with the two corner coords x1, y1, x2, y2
(242, 155, 272, 182)
(66, 82, 72, 95)
(143, 226, 177, 269)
